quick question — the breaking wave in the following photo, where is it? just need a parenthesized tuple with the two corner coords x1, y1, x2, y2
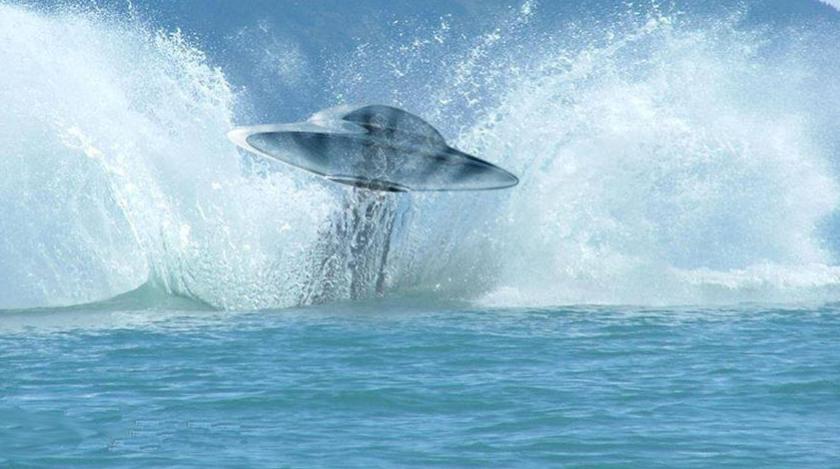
(2, 1, 840, 309)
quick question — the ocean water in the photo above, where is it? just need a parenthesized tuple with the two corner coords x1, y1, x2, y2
(2, 300, 839, 466)
(3, 0, 840, 465)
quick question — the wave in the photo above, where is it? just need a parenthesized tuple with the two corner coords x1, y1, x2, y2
(2, 1, 840, 309)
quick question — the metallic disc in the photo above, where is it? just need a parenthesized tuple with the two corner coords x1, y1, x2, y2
(227, 105, 518, 192)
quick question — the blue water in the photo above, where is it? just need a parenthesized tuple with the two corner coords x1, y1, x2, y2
(4, 0, 840, 465)
(2, 301, 839, 466)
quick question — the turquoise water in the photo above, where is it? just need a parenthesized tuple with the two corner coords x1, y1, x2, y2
(2, 301, 839, 466)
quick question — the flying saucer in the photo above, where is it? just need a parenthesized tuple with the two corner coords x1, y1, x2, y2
(226, 105, 519, 192)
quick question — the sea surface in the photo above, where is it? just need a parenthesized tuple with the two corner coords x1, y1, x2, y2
(2, 300, 839, 466)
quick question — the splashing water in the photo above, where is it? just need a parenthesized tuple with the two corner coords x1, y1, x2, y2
(384, 4, 840, 305)
(2, 2, 840, 310)
(820, 1, 840, 12)
(0, 4, 336, 309)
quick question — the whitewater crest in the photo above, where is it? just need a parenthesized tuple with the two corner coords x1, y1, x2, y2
(3, 2, 840, 310)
